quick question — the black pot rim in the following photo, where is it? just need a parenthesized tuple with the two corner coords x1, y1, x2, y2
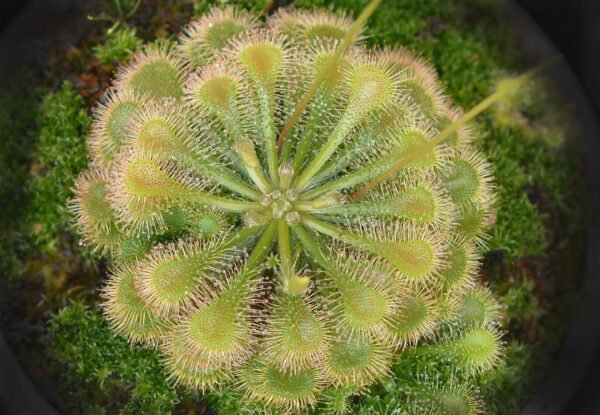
(1, 1, 599, 414)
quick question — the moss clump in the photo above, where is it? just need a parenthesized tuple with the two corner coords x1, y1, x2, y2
(94, 25, 142, 65)
(27, 82, 90, 253)
(46, 302, 178, 414)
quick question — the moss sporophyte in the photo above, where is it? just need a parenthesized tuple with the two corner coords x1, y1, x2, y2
(71, 3, 538, 413)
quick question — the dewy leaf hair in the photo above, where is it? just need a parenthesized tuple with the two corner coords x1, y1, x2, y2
(69, 2, 542, 413)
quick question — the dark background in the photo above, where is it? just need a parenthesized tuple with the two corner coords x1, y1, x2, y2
(517, 0, 600, 144)
(513, 1, 600, 413)
(1, 0, 599, 414)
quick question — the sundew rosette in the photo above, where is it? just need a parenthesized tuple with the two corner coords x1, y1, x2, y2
(71, 5, 503, 413)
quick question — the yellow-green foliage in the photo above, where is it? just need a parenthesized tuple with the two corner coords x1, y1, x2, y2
(72, 5, 504, 413)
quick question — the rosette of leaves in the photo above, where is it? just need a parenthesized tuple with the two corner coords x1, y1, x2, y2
(72, 5, 505, 413)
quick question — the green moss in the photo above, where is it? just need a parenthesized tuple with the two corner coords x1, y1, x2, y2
(498, 273, 544, 322)
(94, 25, 142, 65)
(27, 82, 90, 253)
(47, 302, 178, 414)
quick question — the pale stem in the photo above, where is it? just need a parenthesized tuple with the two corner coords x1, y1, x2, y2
(223, 225, 266, 250)
(190, 191, 263, 213)
(299, 212, 345, 240)
(277, 219, 294, 281)
(307, 136, 366, 187)
(245, 167, 272, 194)
(292, 92, 331, 172)
(292, 200, 316, 211)
(257, 90, 280, 187)
(299, 212, 375, 255)
(301, 151, 396, 200)
(245, 221, 278, 270)
(234, 139, 272, 193)
(179, 154, 261, 200)
(276, 0, 383, 153)
(293, 116, 355, 192)
(291, 224, 333, 273)
(235, 221, 278, 287)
